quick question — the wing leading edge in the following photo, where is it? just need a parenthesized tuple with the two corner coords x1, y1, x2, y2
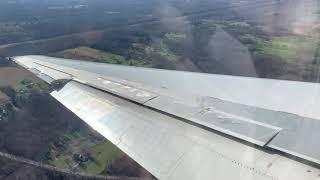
(12, 55, 320, 180)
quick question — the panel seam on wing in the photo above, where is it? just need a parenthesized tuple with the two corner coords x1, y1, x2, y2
(192, 139, 278, 180)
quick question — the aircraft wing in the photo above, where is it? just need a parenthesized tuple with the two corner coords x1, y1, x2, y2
(12, 55, 320, 180)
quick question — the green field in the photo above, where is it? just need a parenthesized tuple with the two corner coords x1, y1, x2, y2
(131, 42, 179, 63)
(47, 130, 123, 175)
(14, 79, 50, 94)
(54, 47, 151, 67)
(49, 155, 70, 169)
(79, 142, 123, 174)
(239, 34, 318, 62)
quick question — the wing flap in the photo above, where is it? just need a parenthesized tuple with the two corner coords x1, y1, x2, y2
(145, 95, 281, 146)
(208, 99, 320, 164)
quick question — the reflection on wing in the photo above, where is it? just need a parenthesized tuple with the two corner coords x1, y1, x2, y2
(13, 55, 320, 180)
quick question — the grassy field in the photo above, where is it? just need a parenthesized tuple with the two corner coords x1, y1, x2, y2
(53, 46, 151, 67)
(240, 34, 318, 63)
(79, 142, 123, 174)
(48, 131, 123, 175)
(49, 155, 70, 169)
(14, 79, 49, 94)
(237, 33, 320, 81)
